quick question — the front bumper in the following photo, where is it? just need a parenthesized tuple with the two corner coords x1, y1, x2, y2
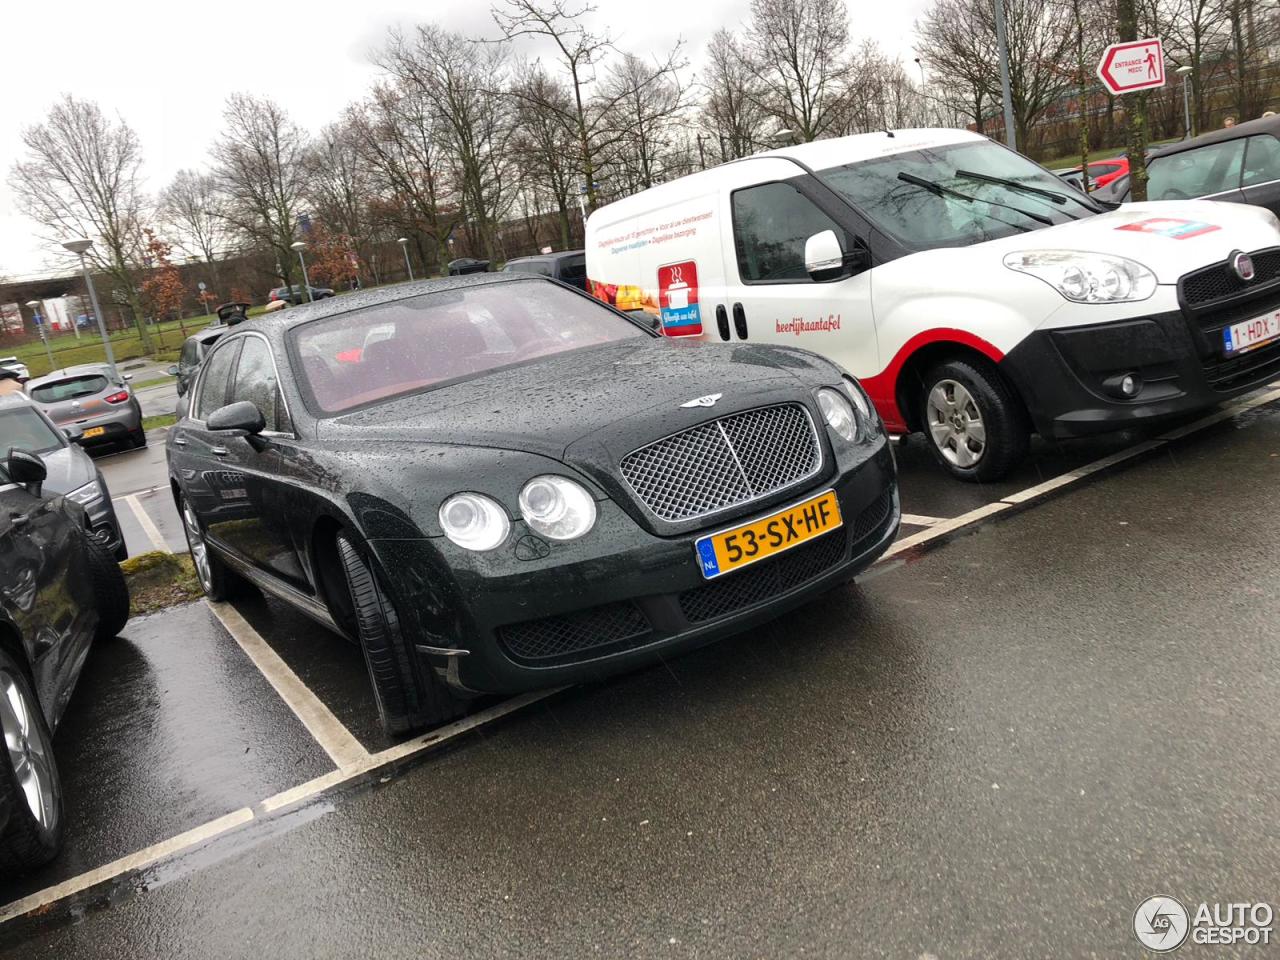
(1002, 297, 1280, 439)
(84, 496, 126, 559)
(373, 443, 898, 696)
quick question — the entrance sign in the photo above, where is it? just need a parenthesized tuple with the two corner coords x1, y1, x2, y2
(1098, 39, 1166, 95)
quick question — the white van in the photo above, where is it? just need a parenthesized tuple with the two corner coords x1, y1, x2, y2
(585, 128, 1280, 480)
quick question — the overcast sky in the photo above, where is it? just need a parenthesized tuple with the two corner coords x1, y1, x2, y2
(1, 0, 932, 279)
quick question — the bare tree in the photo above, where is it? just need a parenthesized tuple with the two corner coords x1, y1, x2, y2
(211, 94, 310, 289)
(745, 0, 852, 142)
(916, 0, 1000, 133)
(9, 95, 152, 347)
(304, 120, 378, 282)
(378, 25, 515, 262)
(599, 50, 689, 192)
(158, 170, 231, 270)
(702, 29, 769, 161)
(347, 84, 459, 275)
(510, 65, 580, 247)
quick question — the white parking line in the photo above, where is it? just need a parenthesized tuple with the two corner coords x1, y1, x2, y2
(111, 483, 168, 502)
(0, 690, 560, 926)
(900, 513, 944, 527)
(5, 385, 1278, 929)
(123, 494, 169, 553)
(206, 601, 370, 772)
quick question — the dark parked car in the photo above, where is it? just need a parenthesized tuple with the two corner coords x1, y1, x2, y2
(502, 250, 588, 291)
(0, 394, 127, 559)
(168, 275, 898, 736)
(0, 447, 129, 873)
(169, 324, 229, 398)
(26, 363, 145, 449)
(1104, 115, 1280, 216)
(446, 258, 490, 275)
(269, 285, 335, 306)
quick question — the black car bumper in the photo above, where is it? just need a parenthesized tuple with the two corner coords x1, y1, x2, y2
(372, 444, 898, 696)
(1000, 305, 1280, 439)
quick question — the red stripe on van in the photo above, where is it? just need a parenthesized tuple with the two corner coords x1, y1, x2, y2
(859, 329, 1005, 433)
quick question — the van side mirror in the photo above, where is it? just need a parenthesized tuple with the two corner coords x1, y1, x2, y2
(207, 400, 266, 436)
(805, 230, 863, 282)
(7, 448, 47, 497)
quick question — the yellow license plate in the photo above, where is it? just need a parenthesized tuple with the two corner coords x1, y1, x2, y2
(81, 426, 106, 438)
(695, 491, 842, 580)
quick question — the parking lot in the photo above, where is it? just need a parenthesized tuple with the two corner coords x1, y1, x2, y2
(0, 379, 1275, 957)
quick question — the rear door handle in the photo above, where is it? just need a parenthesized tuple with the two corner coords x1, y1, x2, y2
(732, 303, 748, 340)
(211, 446, 228, 456)
(715, 305, 730, 341)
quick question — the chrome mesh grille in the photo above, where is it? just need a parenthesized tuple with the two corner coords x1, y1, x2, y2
(620, 404, 821, 522)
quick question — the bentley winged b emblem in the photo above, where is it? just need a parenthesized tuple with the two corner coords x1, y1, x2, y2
(680, 393, 722, 408)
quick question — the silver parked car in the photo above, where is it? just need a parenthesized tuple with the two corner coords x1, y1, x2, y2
(25, 363, 145, 449)
(0, 393, 128, 559)
(0, 356, 31, 383)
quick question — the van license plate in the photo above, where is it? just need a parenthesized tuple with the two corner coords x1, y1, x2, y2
(695, 491, 842, 580)
(1223, 309, 1280, 355)
(82, 426, 106, 438)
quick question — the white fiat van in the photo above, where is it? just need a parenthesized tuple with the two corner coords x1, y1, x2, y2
(585, 128, 1280, 480)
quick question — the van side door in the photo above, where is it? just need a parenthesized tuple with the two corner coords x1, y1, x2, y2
(714, 158, 881, 379)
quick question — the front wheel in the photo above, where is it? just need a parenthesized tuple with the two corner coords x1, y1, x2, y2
(920, 357, 1029, 482)
(0, 649, 64, 874)
(336, 533, 467, 737)
(179, 495, 250, 601)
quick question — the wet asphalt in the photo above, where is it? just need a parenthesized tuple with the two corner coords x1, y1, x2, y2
(2, 399, 1278, 957)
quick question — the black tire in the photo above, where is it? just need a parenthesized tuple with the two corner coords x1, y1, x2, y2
(179, 494, 250, 602)
(85, 535, 130, 641)
(0, 648, 65, 874)
(919, 356, 1029, 483)
(336, 533, 466, 737)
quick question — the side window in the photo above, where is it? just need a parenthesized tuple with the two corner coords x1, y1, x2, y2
(180, 339, 198, 366)
(195, 340, 241, 420)
(1242, 135, 1280, 188)
(228, 338, 279, 430)
(731, 181, 846, 283)
(1147, 140, 1246, 199)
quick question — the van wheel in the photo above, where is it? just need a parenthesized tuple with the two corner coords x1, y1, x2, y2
(920, 358, 1028, 482)
(335, 534, 467, 737)
(0, 648, 64, 873)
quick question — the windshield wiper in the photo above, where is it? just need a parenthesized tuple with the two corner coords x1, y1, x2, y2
(896, 172, 1048, 228)
(955, 169, 1101, 215)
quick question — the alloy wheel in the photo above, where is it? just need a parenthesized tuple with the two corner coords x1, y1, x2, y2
(926, 379, 987, 468)
(0, 669, 57, 830)
(182, 500, 213, 593)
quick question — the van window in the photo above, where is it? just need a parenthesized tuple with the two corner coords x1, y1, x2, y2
(1242, 135, 1280, 188)
(1147, 139, 1246, 199)
(732, 181, 844, 283)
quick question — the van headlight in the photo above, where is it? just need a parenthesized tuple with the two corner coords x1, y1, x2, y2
(1003, 251, 1156, 303)
(817, 387, 858, 442)
(519, 475, 597, 540)
(439, 493, 510, 551)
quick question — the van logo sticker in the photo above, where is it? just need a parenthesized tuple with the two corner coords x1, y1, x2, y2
(1114, 217, 1220, 239)
(680, 393, 722, 408)
(657, 261, 703, 337)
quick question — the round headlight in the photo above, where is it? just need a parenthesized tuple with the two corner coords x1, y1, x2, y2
(438, 493, 510, 551)
(817, 387, 858, 442)
(841, 376, 873, 421)
(519, 475, 597, 540)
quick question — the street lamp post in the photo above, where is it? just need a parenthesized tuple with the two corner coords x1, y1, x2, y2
(24, 300, 57, 373)
(1176, 65, 1194, 139)
(61, 238, 118, 380)
(914, 57, 928, 126)
(398, 237, 415, 281)
(291, 241, 313, 303)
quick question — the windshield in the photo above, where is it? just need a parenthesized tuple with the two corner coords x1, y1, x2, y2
(818, 140, 1095, 251)
(30, 374, 109, 403)
(291, 279, 647, 415)
(0, 404, 64, 456)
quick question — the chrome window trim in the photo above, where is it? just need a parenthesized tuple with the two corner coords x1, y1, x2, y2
(619, 403, 824, 525)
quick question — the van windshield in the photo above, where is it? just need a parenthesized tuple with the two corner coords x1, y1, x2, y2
(819, 140, 1098, 251)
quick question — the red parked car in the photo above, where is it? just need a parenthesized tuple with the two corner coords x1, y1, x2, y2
(1056, 157, 1130, 192)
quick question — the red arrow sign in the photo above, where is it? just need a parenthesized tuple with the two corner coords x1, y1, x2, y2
(1097, 38, 1166, 95)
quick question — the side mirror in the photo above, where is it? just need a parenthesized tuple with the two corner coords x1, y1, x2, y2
(206, 400, 266, 436)
(62, 426, 83, 441)
(805, 230, 848, 282)
(122, 373, 133, 382)
(7, 449, 47, 497)
(166, 365, 179, 376)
